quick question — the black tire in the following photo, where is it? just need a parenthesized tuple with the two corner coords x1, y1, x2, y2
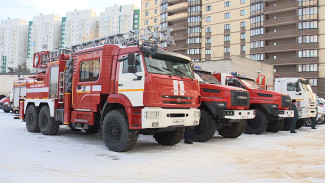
(281, 118, 291, 131)
(266, 119, 284, 133)
(245, 108, 268, 134)
(189, 109, 216, 142)
(218, 120, 246, 138)
(296, 119, 304, 129)
(3, 109, 10, 113)
(304, 118, 312, 127)
(153, 127, 185, 145)
(38, 106, 60, 135)
(102, 109, 138, 152)
(25, 105, 40, 133)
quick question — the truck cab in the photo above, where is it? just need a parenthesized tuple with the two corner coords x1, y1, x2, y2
(191, 69, 255, 142)
(274, 78, 317, 128)
(213, 73, 293, 134)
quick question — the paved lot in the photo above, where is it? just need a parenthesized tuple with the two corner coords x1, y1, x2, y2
(0, 111, 324, 183)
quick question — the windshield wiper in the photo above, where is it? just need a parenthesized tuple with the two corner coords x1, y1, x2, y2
(147, 65, 172, 77)
(174, 68, 193, 80)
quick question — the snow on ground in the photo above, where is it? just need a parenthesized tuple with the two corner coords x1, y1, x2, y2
(0, 110, 325, 183)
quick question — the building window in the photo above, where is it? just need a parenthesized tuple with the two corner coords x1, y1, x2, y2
(224, 13, 231, 19)
(241, 0, 246, 4)
(298, 35, 318, 44)
(188, 37, 201, 44)
(298, 21, 318, 29)
(206, 27, 211, 33)
(154, 18, 158, 23)
(206, 5, 212, 11)
(224, 35, 230, 41)
(206, 49, 211, 55)
(241, 33, 246, 40)
(250, 27, 264, 36)
(224, 1, 231, 7)
(251, 53, 264, 61)
(187, 48, 201, 55)
(298, 64, 318, 72)
(206, 38, 211, 44)
(145, 11, 149, 16)
(224, 47, 230, 53)
(188, 16, 201, 23)
(145, 3, 149, 8)
(155, 9, 158, 14)
(144, 20, 149, 25)
(241, 21, 246, 27)
(310, 78, 318, 86)
(155, 0, 159, 5)
(240, 9, 246, 16)
(224, 24, 231, 30)
(206, 16, 211, 22)
(298, 50, 318, 58)
(188, 27, 201, 33)
(241, 45, 246, 51)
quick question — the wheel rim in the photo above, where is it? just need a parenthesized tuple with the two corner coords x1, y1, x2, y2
(109, 122, 121, 141)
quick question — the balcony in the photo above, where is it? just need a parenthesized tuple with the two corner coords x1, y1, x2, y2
(167, 0, 183, 3)
(265, 58, 297, 65)
(265, 16, 298, 27)
(168, 2, 188, 13)
(265, 2, 298, 15)
(168, 12, 187, 22)
(264, 29, 298, 40)
(264, 43, 299, 53)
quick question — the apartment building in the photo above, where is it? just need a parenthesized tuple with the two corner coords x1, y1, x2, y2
(27, 14, 61, 69)
(61, 9, 98, 48)
(0, 19, 28, 72)
(141, 0, 250, 61)
(250, 0, 325, 96)
(99, 5, 140, 37)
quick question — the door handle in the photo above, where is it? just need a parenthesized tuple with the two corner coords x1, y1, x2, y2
(118, 84, 123, 86)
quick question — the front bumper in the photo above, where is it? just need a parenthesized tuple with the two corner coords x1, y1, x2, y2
(141, 107, 200, 129)
(224, 110, 255, 120)
(298, 108, 317, 119)
(278, 110, 294, 118)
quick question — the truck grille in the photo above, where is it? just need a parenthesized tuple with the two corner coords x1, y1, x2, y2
(281, 95, 292, 108)
(231, 90, 250, 106)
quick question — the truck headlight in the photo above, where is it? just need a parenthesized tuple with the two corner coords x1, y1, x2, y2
(194, 111, 200, 118)
(146, 111, 159, 119)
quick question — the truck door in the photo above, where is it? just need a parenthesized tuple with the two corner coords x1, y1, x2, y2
(73, 53, 100, 111)
(117, 53, 145, 106)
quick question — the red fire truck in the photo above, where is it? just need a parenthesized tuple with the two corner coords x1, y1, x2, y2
(213, 73, 293, 134)
(190, 68, 255, 142)
(20, 26, 201, 152)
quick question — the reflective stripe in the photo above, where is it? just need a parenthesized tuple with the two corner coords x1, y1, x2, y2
(26, 87, 49, 93)
(118, 89, 144, 92)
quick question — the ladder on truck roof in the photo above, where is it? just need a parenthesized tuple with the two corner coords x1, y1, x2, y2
(34, 25, 174, 69)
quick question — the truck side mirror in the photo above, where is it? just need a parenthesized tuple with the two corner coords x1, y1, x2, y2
(128, 53, 136, 66)
(128, 66, 137, 73)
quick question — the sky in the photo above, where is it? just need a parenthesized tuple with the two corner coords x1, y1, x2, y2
(0, 0, 141, 22)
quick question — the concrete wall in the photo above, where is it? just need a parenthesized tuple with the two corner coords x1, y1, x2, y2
(0, 73, 35, 96)
(194, 56, 274, 87)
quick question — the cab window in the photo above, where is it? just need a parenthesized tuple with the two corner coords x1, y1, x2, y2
(122, 53, 142, 73)
(80, 59, 100, 82)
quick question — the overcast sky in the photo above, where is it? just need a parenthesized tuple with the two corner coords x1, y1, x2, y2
(0, 0, 141, 22)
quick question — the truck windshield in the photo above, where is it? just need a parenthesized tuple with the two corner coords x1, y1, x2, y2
(195, 71, 220, 84)
(240, 78, 263, 90)
(144, 53, 194, 79)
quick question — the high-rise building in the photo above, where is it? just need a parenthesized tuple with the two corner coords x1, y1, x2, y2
(141, 0, 250, 61)
(27, 14, 61, 69)
(99, 5, 140, 37)
(61, 9, 98, 47)
(250, 0, 325, 96)
(0, 18, 28, 72)
(142, 0, 325, 97)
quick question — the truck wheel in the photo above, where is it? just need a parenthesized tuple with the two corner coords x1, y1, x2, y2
(266, 119, 284, 132)
(102, 109, 138, 152)
(154, 127, 185, 145)
(3, 109, 10, 113)
(296, 119, 304, 129)
(189, 109, 216, 142)
(38, 106, 59, 135)
(245, 109, 268, 134)
(25, 105, 40, 133)
(281, 118, 291, 131)
(304, 118, 312, 127)
(218, 120, 246, 138)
